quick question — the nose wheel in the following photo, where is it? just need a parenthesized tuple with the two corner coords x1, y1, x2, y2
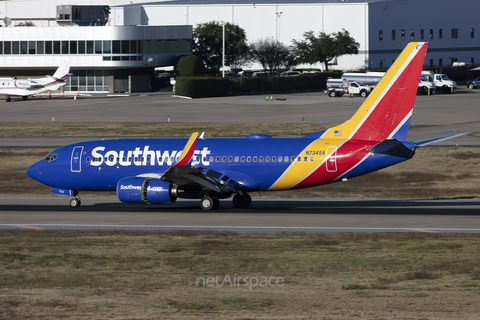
(70, 197, 82, 207)
(200, 196, 220, 211)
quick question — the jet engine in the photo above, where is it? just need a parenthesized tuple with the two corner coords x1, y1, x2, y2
(15, 80, 43, 89)
(116, 177, 178, 204)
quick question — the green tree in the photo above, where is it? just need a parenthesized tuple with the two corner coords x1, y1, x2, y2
(250, 37, 296, 74)
(193, 21, 249, 73)
(292, 29, 359, 72)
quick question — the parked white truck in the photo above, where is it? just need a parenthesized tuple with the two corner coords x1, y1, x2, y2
(341, 72, 436, 95)
(422, 71, 457, 93)
(326, 79, 372, 97)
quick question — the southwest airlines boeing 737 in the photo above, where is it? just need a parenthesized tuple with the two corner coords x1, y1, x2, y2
(27, 42, 465, 210)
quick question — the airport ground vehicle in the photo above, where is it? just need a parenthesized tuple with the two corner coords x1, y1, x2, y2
(467, 77, 480, 89)
(326, 79, 371, 97)
(422, 71, 457, 93)
(342, 72, 436, 95)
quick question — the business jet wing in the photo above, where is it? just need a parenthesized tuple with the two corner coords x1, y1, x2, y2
(414, 132, 468, 147)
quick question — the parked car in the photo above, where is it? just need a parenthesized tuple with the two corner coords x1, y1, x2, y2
(467, 77, 480, 89)
(280, 71, 301, 77)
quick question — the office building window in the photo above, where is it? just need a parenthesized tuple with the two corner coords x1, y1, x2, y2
(61, 41, 69, 54)
(471, 28, 475, 38)
(451, 28, 458, 39)
(0, 42, 2, 55)
(36, 41, 44, 54)
(69, 41, 77, 54)
(94, 41, 102, 54)
(87, 41, 94, 54)
(122, 40, 129, 53)
(20, 41, 27, 54)
(103, 40, 111, 54)
(112, 40, 120, 54)
(439, 29, 443, 39)
(392, 30, 396, 40)
(429, 59, 433, 67)
(379, 30, 383, 41)
(4, 41, 11, 54)
(411, 29, 415, 40)
(45, 41, 52, 54)
(78, 41, 85, 54)
(53, 41, 61, 54)
(12, 41, 19, 54)
(430, 29, 434, 39)
(28, 41, 35, 54)
(420, 29, 424, 40)
(401, 29, 405, 40)
(472, 57, 475, 64)
(439, 59, 443, 66)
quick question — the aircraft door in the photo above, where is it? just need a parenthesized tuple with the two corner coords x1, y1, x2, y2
(326, 146, 337, 172)
(71, 146, 84, 172)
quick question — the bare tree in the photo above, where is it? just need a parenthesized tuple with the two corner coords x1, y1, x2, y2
(250, 37, 295, 74)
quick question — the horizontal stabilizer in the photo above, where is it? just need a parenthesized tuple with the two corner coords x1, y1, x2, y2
(369, 139, 415, 159)
(414, 133, 468, 147)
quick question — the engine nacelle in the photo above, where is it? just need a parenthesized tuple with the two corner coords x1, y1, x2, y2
(117, 177, 177, 204)
(15, 80, 42, 89)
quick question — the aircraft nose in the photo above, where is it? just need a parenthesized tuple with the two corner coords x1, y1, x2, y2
(26, 163, 39, 181)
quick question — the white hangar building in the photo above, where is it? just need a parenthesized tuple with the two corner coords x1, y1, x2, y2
(128, 0, 479, 71)
(0, 0, 479, 92)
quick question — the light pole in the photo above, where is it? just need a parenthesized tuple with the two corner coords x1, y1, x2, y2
(275, 12, 283, 42)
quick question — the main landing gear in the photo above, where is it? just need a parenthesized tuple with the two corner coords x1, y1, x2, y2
(199, 193, 252, 211)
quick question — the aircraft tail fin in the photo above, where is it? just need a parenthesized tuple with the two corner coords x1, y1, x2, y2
(324, 42, 428, 142)
(51, 61, 70, 80)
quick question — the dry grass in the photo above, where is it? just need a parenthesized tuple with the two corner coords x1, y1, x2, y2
(0, 122, 330, 138)
(2, 146, 480, 198)
(0, 231, 480, 319)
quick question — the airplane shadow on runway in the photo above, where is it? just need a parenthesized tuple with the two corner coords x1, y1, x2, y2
(1, 199, 480, 216)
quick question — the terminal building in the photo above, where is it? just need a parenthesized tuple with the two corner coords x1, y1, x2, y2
(0, 0, 478, 92)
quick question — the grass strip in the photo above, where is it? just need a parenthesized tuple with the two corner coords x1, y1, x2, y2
(0, 230, 479, 319)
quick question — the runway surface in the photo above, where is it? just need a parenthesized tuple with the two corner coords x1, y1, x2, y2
(1, 197, 480, 234)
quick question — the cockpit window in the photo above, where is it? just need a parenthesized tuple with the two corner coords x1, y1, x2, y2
(44, 154, 58, 162)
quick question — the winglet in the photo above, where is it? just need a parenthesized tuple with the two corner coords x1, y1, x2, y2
(173, 132, 199, 167)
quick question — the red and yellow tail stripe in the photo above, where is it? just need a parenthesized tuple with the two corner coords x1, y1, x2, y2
(174, 132, 199, 167)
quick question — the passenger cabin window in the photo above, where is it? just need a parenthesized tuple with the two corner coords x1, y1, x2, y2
(216, 156, 220, 162)
(266, 156, 270, 162)
(247, 156, 251, 162)
(253, 156, 258, 162)
(228, 156, 233, 162)
(235, 156, 239, 162)
(272, 156, 276, 162)
(241, 156, 245, 162)
(86, 157, 90, 162)
(222, 156, 226, 162)
(259, 156, 264, 162)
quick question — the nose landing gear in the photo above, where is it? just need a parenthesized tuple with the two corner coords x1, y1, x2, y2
(70, 194, 81, 207)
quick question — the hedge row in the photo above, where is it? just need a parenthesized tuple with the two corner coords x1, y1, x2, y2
(175, 73, 335, 98)
(231, 74, 329, 93)
(175, 77, 230, 98)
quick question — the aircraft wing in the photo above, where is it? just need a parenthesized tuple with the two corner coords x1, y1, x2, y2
(414, 133, 468, 147)
(0, 88, 43, 96)
(144, 132, 260, 193)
